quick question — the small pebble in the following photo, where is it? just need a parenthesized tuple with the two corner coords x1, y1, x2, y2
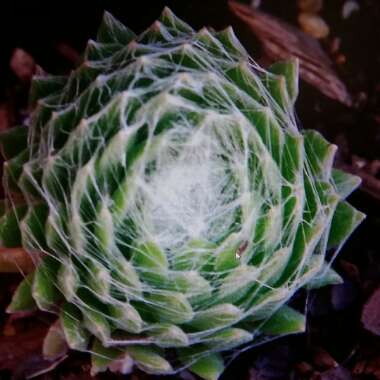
(298, 13, 330, 39)
(336, 54, 347, 65)
(250, 0, 261, 8)
(354, 91, 368, 108)
(342, 0, 360, 20)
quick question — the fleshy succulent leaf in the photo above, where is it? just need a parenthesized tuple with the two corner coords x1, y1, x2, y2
(32, 256, 62, 311)
(306, 264, 343, 289)
(332, 168, 361, 199)
(0, 125, 28, 160)
(150, 323, 189, 347)
(97, 11, 136, 44)
(126, 346, 173, 375)
(91, 339, 123, 375)
(303, 129, 337, 180)
(29, 75, 67, 105)
(328, 201, 365, 249)
(60, 302, 90, 351)
(7, 272, 37, 312)
(259, 305, 306, 335)
(43, 320, 68, 360)
(0, 204, 27, 248)
(268, 58, 299, 105)
(188, 353, 225, 380)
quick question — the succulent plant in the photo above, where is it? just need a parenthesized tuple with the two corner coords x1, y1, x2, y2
(0, 8, 364, 379)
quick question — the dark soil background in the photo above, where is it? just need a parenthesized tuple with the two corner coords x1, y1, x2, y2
(0, 1, 379, 379)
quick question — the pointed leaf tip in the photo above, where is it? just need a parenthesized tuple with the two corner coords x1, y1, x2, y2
(43, 320, 68, 360)
(328, 201, 365, 249)
(189, 353, 224, 380)
(7, 273, 37, 313)
(97, 11, 136, 45)
(260, 305, 306, 336)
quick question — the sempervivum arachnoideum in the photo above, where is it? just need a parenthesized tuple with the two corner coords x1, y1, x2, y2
(0, 8, 364, 379)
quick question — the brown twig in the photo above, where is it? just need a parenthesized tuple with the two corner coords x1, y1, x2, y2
(229, 1, 352, 106)
(0, 248, 38, 273)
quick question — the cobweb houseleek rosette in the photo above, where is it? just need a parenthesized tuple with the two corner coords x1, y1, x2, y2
(0, 8, 364, 380)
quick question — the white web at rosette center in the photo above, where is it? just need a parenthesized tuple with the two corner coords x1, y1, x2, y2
(131, 118, 245, 252)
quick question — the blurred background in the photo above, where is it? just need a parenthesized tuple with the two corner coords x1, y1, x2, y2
(0, 1, 380, 379)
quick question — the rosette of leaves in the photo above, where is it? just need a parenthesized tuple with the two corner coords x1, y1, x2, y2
(0, 8, 364, 379)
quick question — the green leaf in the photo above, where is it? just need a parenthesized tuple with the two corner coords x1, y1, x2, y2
(83, 306, 111, 342)
(0, 204, 27, 248)
(216, 265, 258, 304)
(86, 259, 111, 300)
(172, 239, 215, 272)
(3, 148, 30, 193)
(262, 73, 290, 111)
(29, 75, 67, 105)
(133, 241, 169, 284)
(97, 11, 136, 44)
(144, 291, 194, 324)
(226, 62, 264, 104)
(307, 263, 343, 289)
(58, 260, 79, 302)
(91, 339, 123, 375)
(332, 168, 361, 199)
(204, 328, 252, 351)
(126, 346, 173, 375)
(108, 302, 143, 334)
(168, 270, 212, 305)
(20, 203, 49, 251)
(7, 273, 37, 312)
(328, 201, 365, 249)
(189, 353, 224, 380)
(0, 126, 28, 160)
(110, 258, 143, 300)
(214, 242, 240, 272)
(268, 58, 299, 105)
(216, 27, 247, 59)
(32, 256, 61, 311)
(260, 305, 305, 335)
(43, 320, 68, 360)
(60, 302, 89, 351)
(159, 6, 194, 35)
(190, 304, 242, 330)
(84, 40, 122, 62)
(94, 202, 115, 254)
(150, 323, 189, 347)
(45, 206, 69, 255)
(303, 129, 337, 180)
